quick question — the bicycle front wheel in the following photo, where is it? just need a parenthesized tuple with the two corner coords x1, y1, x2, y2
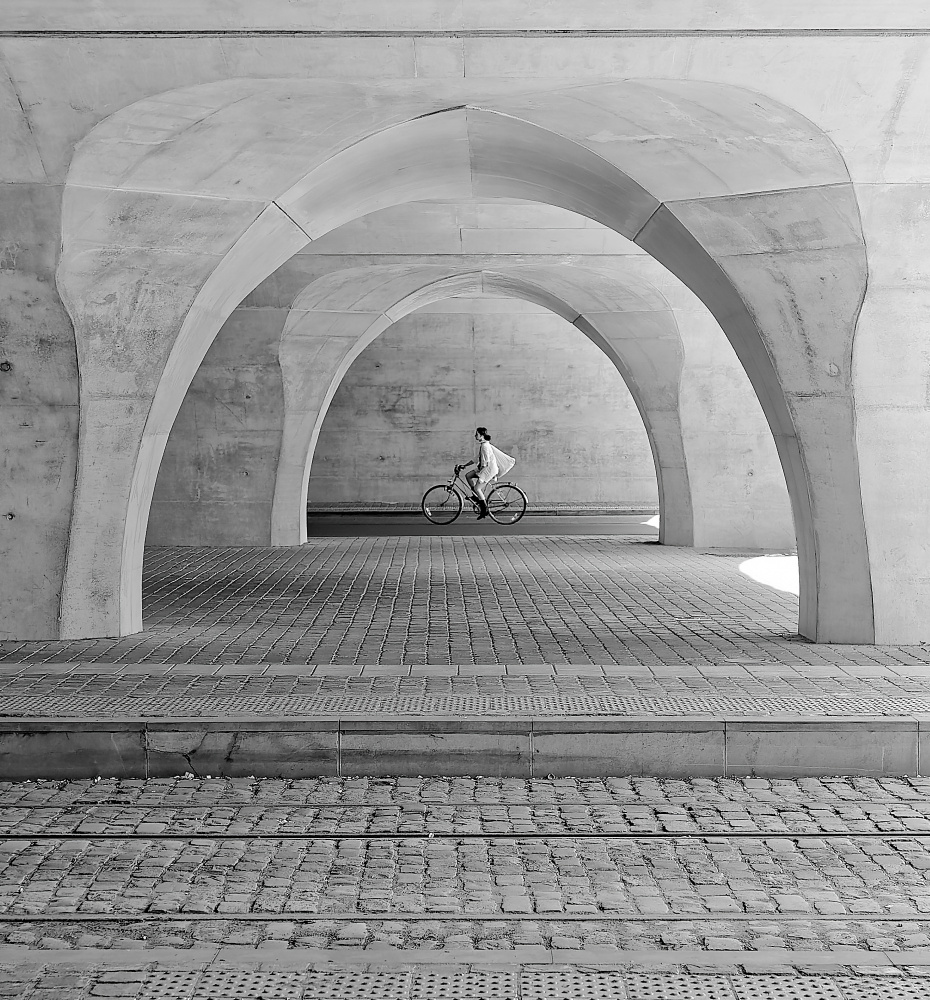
(421, 485, 463, 524)
(487, 483, 527, 524)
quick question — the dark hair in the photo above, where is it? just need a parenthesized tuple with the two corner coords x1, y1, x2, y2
(475, 426, 491, 441)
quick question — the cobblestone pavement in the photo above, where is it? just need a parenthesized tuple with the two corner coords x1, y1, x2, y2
(3, 775, 930, 835)
(6, 540, 927, 667)
(0, 780, 927, 943)
(0, 662, 929, 717)
(4, 779, 930, 994)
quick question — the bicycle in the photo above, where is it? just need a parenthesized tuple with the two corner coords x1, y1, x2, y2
(421, 467, 528, 525)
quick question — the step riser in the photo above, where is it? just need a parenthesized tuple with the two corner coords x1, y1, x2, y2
(0, 718, 921, 779)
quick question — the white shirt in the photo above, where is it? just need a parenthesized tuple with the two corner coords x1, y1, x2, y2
(477, 440, 499, 480)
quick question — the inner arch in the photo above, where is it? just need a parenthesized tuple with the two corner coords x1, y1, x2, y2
(271, 262, 690, 548)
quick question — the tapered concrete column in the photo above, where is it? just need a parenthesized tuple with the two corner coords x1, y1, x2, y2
(574, 312, 691, 547)
(0, 184, 78, 639)
(637, 190, 870, 641)
(57, 203, 309, 637)
(273, 315, 391, 546)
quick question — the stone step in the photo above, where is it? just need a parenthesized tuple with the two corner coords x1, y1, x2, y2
(0, 713, 924, 780)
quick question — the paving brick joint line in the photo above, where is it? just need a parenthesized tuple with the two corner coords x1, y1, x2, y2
(2, 539, 927, 667)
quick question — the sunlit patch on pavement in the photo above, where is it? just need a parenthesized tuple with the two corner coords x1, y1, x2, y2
(739, 554, 799, 596)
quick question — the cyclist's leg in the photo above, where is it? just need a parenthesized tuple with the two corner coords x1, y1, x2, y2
(464, 469, 484, 502)
(466, 469, 490, 516)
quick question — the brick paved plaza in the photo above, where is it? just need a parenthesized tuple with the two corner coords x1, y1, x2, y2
(2, 538, 926, 667)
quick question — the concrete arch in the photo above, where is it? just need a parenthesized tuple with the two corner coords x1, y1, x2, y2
(57, 79, 869, 640)
(270, 262, 691, 548)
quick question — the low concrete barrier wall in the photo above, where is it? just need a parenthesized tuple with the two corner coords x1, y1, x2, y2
(0, 716, 921, 779)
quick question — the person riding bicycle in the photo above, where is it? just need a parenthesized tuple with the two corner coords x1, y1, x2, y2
(456, 427, 515, 520)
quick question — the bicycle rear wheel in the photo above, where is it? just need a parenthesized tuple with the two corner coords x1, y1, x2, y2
(487, 483, 527, 524)
(421, 485, 463, 524)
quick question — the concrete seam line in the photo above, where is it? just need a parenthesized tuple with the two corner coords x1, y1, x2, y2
(7, 29, 930, 38)
(271, 200, 313, 243)
(630, 201, 663, 245)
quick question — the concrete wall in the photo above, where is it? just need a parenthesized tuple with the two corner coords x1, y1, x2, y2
(2, 1, 928, 639)
(307, 298, 659, 506)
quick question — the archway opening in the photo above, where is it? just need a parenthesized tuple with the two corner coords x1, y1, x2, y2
(57, 80, 869, 641)
(305, 292, 659, 518)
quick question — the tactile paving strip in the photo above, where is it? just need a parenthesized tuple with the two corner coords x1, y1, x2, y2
(521, 973, 628, 998)
(836, 980, 930, 999)
(138, 970, 201, 999)
(303, 973, 411, 999)
(111, 973, 930, 1000)
(0, 694, 927, 717)
(140, 970, 304, 999)
(731, 979, 844, 1000)
(409, 973, 517, 999)
(625, 975, 736, 999)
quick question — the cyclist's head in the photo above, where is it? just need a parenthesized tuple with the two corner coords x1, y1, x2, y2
(475, 427, 491, 441)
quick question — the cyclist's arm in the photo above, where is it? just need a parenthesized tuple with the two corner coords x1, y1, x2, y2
(456, 459, 475, 473)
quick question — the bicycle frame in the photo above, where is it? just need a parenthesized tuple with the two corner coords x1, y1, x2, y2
(449, 468, 510, 506)
(448, 469, 482, 506)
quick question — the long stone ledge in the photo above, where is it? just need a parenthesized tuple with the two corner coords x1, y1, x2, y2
(0, 714, 923, 780)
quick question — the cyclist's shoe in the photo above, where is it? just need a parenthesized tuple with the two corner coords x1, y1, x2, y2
(476, 498, 490, 520)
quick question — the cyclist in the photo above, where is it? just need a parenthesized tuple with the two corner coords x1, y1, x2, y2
(456, 427, 515, 520)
